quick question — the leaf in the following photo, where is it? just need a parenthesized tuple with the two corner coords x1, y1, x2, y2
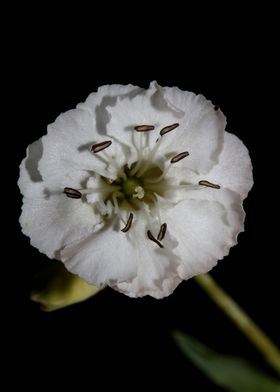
(173, 331, 280, 392)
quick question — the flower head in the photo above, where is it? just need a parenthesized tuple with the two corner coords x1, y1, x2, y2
(19, 82, 253, 298)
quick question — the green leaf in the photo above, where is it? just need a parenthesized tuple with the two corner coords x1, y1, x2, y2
(173, 331, 280, 392)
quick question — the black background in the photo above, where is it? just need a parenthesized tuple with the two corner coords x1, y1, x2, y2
(8, 9, 278, 391)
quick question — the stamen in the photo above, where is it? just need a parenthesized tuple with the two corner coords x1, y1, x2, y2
(129, 135, 144, 176)
(112, 191, 122, 214)
(134, 125, 155, 132)
(121, 213, 134, 233)
(170, 151, 189, 163)
(157, 223, 167, 241)
(198, 180, 221, 189)
(64, 187, 82, 199)
(160, 123, 179, 136)
(147, 230, 164, 248)
(91, 140, 112, 153)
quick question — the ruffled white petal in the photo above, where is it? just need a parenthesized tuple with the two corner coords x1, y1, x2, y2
(105, 83, 182, 167)
(114, 274, 182, 299)
(19, 138, 102, 257)
(61, 212, 182, 298)
(159, 86, 226, 173)
(39, 109, 117, 186)
(39, 85, 144, 188)
(18, 139, 44, 198)
(61, 186, 244, 298)
(20, 183, 101, 258)
(205, 131, 253, 200)
(160, 193, 245, 280)
(76, 84, 142, 114)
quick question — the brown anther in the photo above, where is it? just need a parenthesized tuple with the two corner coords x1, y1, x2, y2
(134, 125, 155, 132)
(198, 180, 221, 189)
(157, 223, 167, 241)
(147, 230, 164, 248)
(91, 140, 112, 153)
(121, 213, 134, 233)
(160, 123, 179, 136)
(64, 187, 82, 199)
(170, 151, 189, 163)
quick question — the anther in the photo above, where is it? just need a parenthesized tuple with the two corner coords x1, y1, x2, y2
(170, 151, 189, 163)
(214, 105, 219, 111)
(157, 223, 167, 241)
(91, 140, 112, 153)
(199, 180, 221, 189)
(160, 123, 179, 136)
(134, 125, 155, 132)
(121, 213, 134, 233)
(64, 187, 82, 199)
(147, 230, 164, 248)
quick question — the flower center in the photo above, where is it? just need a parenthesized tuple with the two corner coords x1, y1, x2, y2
(63, 121, 221, 247)
(101, 162, 167, 211)
(122, 177, 142, 197)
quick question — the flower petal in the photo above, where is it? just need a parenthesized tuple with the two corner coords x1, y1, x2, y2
(20, 188, 102, 258)
(61, 213, 183, 298)
(38, 85, 144, 187)
(18, 139, 44, 198)
(18, 138, 91, 199)
(105, 82, 183, 166)
(159, 86, 226, 173)
(114, 275, 182, 299)
(204, 131, 253, 199)
(60, 218, 138, 287)
(39, 109, 117, 185)
(160, 193, 245, 280)
(76, 84, 142, 114)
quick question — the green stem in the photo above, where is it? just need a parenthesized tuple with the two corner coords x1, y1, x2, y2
(194, 274, 280, 376)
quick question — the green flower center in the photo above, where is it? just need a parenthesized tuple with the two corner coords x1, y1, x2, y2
(121, 177, 142, 198)
(99, 162, 168, 211)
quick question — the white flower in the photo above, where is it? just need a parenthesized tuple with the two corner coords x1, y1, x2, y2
(18, 82, 253, 298)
